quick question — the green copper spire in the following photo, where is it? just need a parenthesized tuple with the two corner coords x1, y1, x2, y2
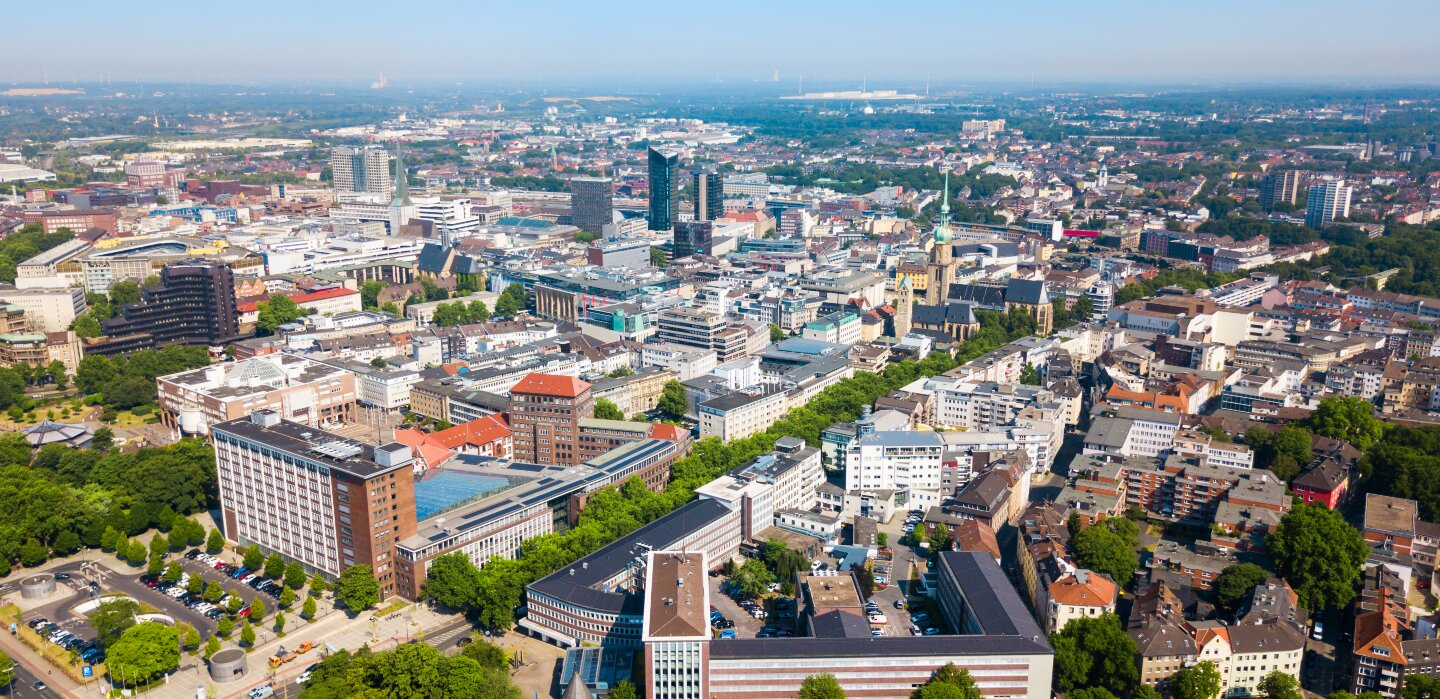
(933, 168, 953, 244)
(391, 142, 412, 207)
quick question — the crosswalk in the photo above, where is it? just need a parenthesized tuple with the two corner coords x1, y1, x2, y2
(424, 622, 474, 648)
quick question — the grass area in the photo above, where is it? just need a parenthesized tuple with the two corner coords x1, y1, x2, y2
(374, 599, 410, 617)
(111, 410, 161, 429)
(1, 603, 108, 684)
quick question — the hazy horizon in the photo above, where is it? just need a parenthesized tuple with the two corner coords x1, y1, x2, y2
(4, 0, 1439, 87)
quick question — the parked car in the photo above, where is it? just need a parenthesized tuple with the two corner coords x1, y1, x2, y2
(719, 629, 736, 639)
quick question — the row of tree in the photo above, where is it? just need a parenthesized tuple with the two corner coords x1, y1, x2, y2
(72, 344, 211, 412)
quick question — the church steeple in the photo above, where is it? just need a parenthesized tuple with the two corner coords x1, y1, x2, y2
(390, 142, 412, 207)
(933, 167, 952, 244)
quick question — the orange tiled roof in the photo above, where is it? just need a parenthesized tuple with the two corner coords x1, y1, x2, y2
(511, 373, 591, 398)
(1049, 571, 1118, 606)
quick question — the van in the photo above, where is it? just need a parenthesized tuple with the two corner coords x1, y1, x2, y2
(868, 614, 887, 625)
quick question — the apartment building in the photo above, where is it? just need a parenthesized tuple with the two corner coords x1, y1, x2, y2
(696, 438, 823, 541)
(641, 343, 718, 382)
(591, 367, 676, 417)
(1082, 410, 1184, 458)
(935, 381, 1053, 431)
(1044, 570, 1117, 634)
(211, 411, 417, 599)
(157, 354, 358, 436)
(844, 430, 945, 495)
(802, 311, 862, 346)
(1070, 454, 1290, 531)
(657, 307, 754, 363)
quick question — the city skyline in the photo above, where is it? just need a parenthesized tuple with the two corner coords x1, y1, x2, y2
(3, 0, 1439, 86)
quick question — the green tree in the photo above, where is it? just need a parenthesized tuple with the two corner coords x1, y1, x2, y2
(1170, 660, 1222, 699)
(106, 622, 180, 686)
(770, 323, 787, 343)
(606, 366, 635, 378)
(240, 619, 256, 647)
(335, 565, 381, 612)
(1071, 517, 1140, 587)
(243, 544, 263, 570)
(1213, 562, 1268, 613)
(179, 623, 200, 653)
(90, 598, 140, 647)
(206, 528, 225, 553)
(127, 540, 148, 566)
(149, 533, 168, 558)
(280, 586, 297, 609)
(657, 380, 688, 419)
(495, 283, 527, 317)
(1257, 670, 1303, 699)
(18, 538, 47, 566)
(302, 595, 318, 620)
(285, 560, 306, 589)
(52, 529, 81, 556)
(249, 598, 267, 622)
(164, 561, 183, 583)
(911, 664, 982, 699)
(146, 552, 164, 576)
(187, 575, 204, 595)
(309, 572, 330, 595)
(798, 673, 847, 699)
(1268, 503, 1367, 610)
(1020, 363, 1042, 386)
(1274, 425, 1313, 467)
(360, 280, 387, 310)
(1050, 614, 1138, 696)
(71, 313, 103, 339)
(424, 551, 484, 611)
(594, 398, 625, 421)
(264, 552, 285, 579)
(256, 294, 307, 336)
(0, 650, 12, 689)
(217, 616, 234, 637)
(731, 558, 775, 599)
(47, 360, 68, 389)
(109, 280, 142, 308)
(204, 635, 220, 659)
(274, 612, 286, 635)
(1310, 395, 1386, 450)
(459, 635, 510, 671)
(610, 679, 639, 699)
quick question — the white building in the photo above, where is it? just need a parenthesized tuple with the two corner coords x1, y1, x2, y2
(845, 430, 945, 495)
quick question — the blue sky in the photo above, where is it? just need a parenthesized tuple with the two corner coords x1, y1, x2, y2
(3, 0, 1438, 86)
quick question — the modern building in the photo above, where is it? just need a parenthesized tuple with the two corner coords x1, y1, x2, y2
(1306, 179, 1353, 229)
(571, 177, 615, 235)
(693, 171, 722, 222)
(84, 262, 251, 356)
(697, 388, 789, 442)
(157, 353, 359, 436)
(331, 145, 394, 203)
(647, 148, 679, 231)
(211, 411, 417, 598)
(0, 287, 87, 333)
(845, 430, 945, 494)
(673, 221, 713, 259)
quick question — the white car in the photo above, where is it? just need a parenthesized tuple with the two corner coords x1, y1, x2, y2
(295, 672, 312, 686)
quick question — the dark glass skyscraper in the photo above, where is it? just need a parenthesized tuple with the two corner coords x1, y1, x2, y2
(647, 147, 679, 231)
(87, 262, 250, 356)
(693, 170, 722, 222)
(673, 220, 713, 259)
(570, 177, 614, 234)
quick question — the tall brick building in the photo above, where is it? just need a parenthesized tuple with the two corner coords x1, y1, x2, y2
(509, 373, 595, 466)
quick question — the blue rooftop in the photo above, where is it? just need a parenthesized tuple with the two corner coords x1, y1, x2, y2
(412, 469, 515, 521)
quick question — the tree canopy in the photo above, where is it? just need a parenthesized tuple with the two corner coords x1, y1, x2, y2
(335, 565, 381, 612)
(300, 643, 520, 699)
(1050, 614, 1139, 697)
(1267, 503, 1367, 610)
(798, 673, 847, 699)
(1213, 562, 1268, 614)
(106, 622, 180, 687)
(1309, 396, 1386, 450)
(1071, 517, 1140, 587)
(1170, 660, 1222, 699)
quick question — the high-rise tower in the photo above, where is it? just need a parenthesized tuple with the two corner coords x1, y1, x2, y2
(330, 145, 393, 203)
(647, 147, 679, 231)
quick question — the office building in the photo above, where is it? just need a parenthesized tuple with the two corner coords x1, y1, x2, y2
(570, 177, 614, 234)
(158, 354, 358, 436)
(648, 148, 679, 231)
(211, 411, 416, 598)
(642, 551, 711, 699)
(509, 373, 595, 467)
(1306, 179, 1353, 229)
(1259, 170, 1304, 211)
(693, 171, 722, 222)
(673, 220, 713, 259)
(331, 145, 393, 203)
(84, 262, 251, 356)
(0, 287, 86, 333)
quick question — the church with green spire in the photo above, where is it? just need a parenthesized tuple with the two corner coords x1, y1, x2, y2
(926, 169, 958, 305)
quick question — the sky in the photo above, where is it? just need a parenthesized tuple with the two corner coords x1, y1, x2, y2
(3, 0, 1439, 88)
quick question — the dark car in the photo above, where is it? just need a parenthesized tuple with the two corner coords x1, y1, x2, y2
(53, 572, 70, 580)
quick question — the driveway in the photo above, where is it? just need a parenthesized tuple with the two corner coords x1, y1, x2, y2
(706, 574, 763, 638)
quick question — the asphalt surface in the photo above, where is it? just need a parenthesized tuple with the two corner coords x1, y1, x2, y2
(1, 661, 65, 699)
